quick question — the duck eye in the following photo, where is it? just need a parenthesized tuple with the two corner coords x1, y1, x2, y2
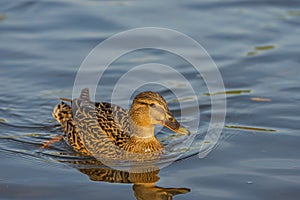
(150, 103, 156, 108)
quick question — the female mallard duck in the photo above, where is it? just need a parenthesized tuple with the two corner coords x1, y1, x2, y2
(52, 88, 189, 160)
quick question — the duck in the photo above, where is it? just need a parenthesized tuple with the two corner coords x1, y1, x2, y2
(52, 88, 189, 160)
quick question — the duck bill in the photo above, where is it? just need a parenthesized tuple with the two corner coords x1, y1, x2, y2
(163, 114, 190, 135)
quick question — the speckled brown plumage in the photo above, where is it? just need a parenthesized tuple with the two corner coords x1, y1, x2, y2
(52, 88, 189, 161)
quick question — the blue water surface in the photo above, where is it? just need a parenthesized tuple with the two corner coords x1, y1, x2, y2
(0, 1, 300, 199)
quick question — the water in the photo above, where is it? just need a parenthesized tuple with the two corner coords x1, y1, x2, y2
(1, 0, 300, 199)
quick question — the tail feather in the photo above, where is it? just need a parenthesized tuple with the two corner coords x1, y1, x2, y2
(79, 88, 90, 101)
(53, 88, 90, 125)
(52, 102, 72, 124)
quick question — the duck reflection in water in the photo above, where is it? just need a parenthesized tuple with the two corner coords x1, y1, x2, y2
(62, 159, 190, 200)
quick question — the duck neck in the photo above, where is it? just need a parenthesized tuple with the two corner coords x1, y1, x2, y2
(131, 123, 156, 139)
(123, 121, 163, 153)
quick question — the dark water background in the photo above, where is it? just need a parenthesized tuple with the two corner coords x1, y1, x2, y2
(1, 0, 300, 199)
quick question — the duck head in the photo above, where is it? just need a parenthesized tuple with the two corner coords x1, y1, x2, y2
(129, 91, 190, 138)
